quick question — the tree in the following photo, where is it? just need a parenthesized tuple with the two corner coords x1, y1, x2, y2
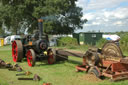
(0, 1, 26, 34)
(0, 0, 87, 34)
(0, 27, 5, 35)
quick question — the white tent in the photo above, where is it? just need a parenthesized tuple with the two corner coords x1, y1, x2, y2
(102, 34, 120, 41)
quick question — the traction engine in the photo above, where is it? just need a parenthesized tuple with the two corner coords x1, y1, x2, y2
(12, 19, 56, 67)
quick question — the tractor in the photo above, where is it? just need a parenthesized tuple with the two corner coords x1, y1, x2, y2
(12, 19, 56, 67)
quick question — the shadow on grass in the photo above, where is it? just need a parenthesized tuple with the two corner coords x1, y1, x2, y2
(34, 59, 82, 67)
(22, 55, 82, 67)
(67, 59, 82, 65)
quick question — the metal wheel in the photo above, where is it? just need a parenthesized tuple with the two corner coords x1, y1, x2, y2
(12, 40, 23, 62)
(102, 42, 123, 58)
(26, 49, 36, 67)
(47, 49, 56, 64)
(88, 67, 101, 78)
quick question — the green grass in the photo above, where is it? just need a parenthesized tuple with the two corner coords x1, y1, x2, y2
(0, 77, 9, 85)
(0, 45, 128, 85)
(53, 45, 89, 53)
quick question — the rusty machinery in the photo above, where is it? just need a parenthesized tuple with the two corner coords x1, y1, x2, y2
(12, 19, 56, 67)
(76, 42, 128, 81)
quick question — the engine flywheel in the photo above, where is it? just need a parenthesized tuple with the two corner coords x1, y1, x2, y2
(102, 42, 124, 58)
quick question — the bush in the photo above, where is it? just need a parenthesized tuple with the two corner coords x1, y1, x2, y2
(57, 37, 78, 47)
(120, 33, 128, 52)
(96, 38, 107, 48)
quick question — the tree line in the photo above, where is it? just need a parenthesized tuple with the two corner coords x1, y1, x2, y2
(0, 0, 87, 35)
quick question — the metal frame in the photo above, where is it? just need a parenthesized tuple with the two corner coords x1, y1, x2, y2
(76, 58, 128, 81)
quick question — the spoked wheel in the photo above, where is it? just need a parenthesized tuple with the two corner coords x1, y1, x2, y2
(47, 49, 56, 64)
(102, 42, 124, 58)
(26, 49, 36, 67)
(12, 40, 23, 62)
(88, 67, 101, 78)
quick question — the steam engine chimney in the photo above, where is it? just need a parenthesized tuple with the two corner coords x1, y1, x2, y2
(38, 19, 43, 40)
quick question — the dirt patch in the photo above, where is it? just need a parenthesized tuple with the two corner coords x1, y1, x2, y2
(80, 74, 102, 82)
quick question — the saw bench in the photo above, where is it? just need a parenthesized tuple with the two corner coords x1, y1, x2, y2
(76, 42, 128, 81)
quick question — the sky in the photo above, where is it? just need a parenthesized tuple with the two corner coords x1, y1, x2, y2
(76, 0, 128, 32)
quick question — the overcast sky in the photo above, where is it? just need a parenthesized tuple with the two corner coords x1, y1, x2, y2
(76, 0, 128, 32)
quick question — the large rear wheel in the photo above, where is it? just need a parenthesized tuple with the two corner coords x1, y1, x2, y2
(12, 40, 23, 62)
(26, 49, 36, 67)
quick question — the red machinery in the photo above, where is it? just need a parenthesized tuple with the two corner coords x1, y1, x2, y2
(76, 42, 128, 81)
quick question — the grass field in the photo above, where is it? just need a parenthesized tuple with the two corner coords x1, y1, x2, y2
(0, 45, 128, 85)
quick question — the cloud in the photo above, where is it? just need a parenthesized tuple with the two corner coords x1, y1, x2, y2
(83, 24, 92, 27)
(82, 13, 95, 20)
(76, 0, 88, 9)
(88, 7, 128, 25)
(78, 7, 128, 32)
(87, 0, 128, 10)
(76, 0, 128, 32)
(113, 7, 128, 19)
(92, 22, 100, 25)
(103, 7, 128, 19)
(76, 0, 128, 12)
(113, 21, 123, 26)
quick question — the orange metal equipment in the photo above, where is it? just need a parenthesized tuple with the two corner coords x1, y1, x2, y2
(76, 58, 128, 81)
(76, 42, 128, 81)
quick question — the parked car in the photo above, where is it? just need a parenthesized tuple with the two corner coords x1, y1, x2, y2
(4, 36, 11, 45)
(10, 35, 21, 43)
(4, 35, 21, 45)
